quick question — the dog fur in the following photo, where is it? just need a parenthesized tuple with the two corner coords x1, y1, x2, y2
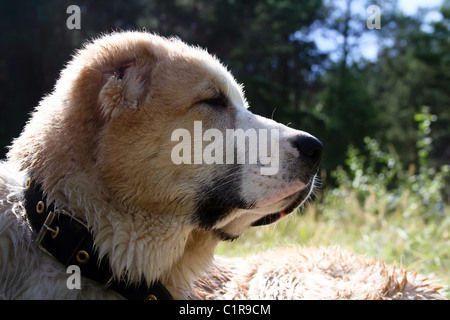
(0, 31, 445, 299)
(191, 247, 444, 300)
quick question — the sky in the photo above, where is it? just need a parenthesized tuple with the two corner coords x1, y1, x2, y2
(312, 0, 445, 62)
(398, 0, 443, 15)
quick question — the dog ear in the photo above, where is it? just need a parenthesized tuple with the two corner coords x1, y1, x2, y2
(97, 58, 152, 121)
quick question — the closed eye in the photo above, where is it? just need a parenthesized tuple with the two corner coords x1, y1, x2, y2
(199, 94, 228, 109)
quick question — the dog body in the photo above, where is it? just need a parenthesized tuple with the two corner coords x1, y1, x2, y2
(0, 164, 115, 299)
(192, 247, 444, 300)
(0, 32, 444, 299)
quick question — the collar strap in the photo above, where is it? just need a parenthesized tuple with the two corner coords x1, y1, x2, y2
(24, 177, 173, 300)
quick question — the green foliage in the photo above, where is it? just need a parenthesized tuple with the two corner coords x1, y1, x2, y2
(330, 107, 449, 220)
(366, 4, 450, 169)
(317, 64, 381, 169)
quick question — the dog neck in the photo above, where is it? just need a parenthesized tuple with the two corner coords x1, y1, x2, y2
(23, 176, 175, 299)
(22, 170, 218, 299)
(7, 92, 220, 299)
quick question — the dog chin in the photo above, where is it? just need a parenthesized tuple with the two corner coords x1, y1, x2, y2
(252, 178, 315, 226)
(213, 176, 316, 241)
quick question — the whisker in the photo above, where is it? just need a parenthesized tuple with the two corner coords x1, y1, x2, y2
(271, 108, 277, 120)
(198, 171, 242, 197)
(148, 196, 182, 226)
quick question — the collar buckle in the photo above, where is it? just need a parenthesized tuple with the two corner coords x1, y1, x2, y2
(35, 209, 57, 254)
(35, 209, 87, 259)
(25, 177, 174, 300)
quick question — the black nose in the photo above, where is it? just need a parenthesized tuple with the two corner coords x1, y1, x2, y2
(291, 135, 324, 167)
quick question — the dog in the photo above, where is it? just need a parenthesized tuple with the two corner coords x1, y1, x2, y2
(191, 247, 445, 300)
(0, 31, 323, 299)
(0, 31, 444, 299)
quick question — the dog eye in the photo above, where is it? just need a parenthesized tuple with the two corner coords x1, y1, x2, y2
(199, 95, 227, 108)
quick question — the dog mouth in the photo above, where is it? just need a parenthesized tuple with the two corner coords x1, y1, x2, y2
(207, 176, 317, 241)
(251, 179, 315, 227)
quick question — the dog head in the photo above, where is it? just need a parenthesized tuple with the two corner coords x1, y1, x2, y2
(8, 31, 323, 296)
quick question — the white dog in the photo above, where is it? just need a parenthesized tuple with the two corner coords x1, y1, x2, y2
(0, 32, 444, 299)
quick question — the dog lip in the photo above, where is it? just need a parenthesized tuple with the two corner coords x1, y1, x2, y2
(251, 181, 313, 227)
(251, 212, 282, 226)
(254, 181, 305, 209)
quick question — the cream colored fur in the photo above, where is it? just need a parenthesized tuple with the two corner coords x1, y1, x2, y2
(192, 247, 445, 300)
(0, 31, 445, 299)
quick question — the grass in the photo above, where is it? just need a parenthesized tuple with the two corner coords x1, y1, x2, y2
(216, 194, 450, 298)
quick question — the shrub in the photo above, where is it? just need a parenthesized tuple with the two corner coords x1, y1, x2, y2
(326, 106, 449, 220)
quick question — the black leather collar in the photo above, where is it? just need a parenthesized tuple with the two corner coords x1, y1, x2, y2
(24, 176, 173, 300)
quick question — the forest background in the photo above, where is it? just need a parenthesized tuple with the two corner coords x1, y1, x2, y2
(0, 0, 449, 297)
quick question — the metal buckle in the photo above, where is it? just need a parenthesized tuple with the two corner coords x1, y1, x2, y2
(36, 210, 57, 244)
(35, 209, 88, 257)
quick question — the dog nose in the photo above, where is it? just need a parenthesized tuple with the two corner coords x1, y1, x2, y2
(290, 135, 324, 168)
